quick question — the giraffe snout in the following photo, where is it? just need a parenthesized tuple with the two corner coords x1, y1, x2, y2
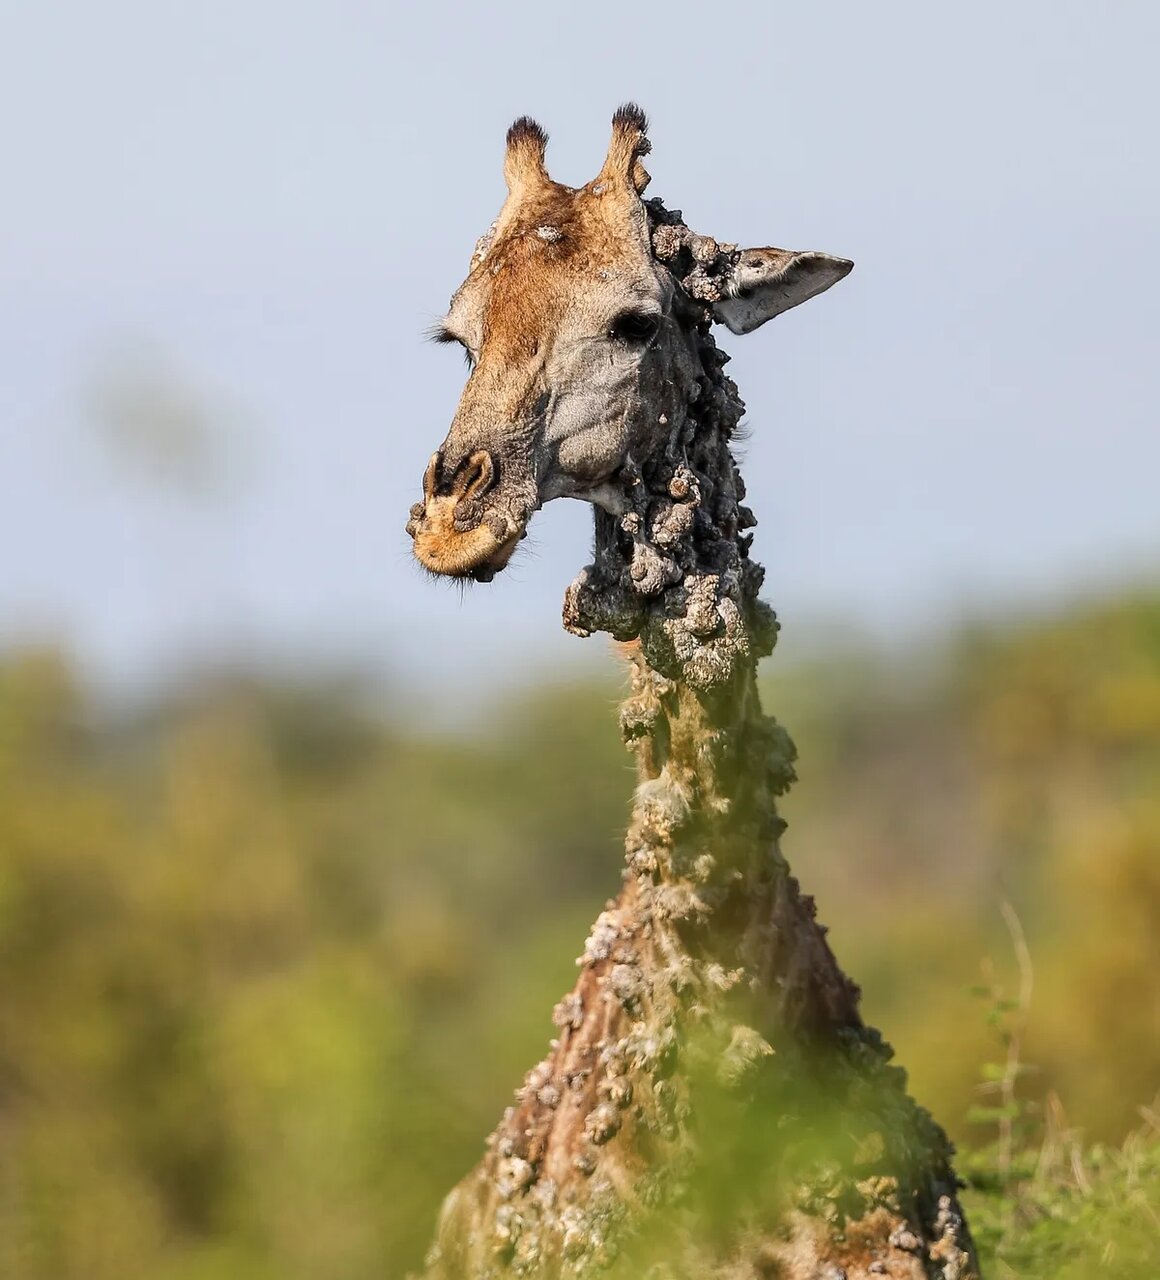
(407, 447, 519, 581)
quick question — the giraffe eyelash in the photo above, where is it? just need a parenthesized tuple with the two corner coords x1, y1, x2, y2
(428, 324, 475, 367)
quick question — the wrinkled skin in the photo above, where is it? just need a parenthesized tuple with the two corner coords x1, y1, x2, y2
(406, 106, 851, 582)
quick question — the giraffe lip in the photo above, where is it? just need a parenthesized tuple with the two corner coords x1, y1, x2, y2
(409, 498, 525, 580)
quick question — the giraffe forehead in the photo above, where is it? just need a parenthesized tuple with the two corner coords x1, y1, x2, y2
(453, 215, 659, 354)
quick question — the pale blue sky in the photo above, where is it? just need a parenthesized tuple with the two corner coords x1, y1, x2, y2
(3, 1, 1158, 700)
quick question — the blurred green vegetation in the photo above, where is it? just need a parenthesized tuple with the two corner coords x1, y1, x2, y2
(1, 588, 1158, 1277)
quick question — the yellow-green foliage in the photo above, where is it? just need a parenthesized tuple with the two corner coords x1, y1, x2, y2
(767, 592, 1160, 1145)
(0, 589, 1158, 1277)
(962, 1109, 1160, 1277)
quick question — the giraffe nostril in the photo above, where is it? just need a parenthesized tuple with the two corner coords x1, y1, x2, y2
(422, 451, 443, 500)
(424, 447, 497, 503)
(458, 450, 496, 500)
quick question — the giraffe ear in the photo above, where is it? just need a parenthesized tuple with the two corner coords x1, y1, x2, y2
(712, 248, 853, 335)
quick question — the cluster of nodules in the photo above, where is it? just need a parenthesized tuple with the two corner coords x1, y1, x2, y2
(466, 743, 789, 1277)
(562, 252, 775, 689)
(471, 765, 791, 1274)
(465, 900, 779, 1278)
(486, 1164, 625, 1277)
(469, 932, 683, 1274)
(646, 197, 746, 308)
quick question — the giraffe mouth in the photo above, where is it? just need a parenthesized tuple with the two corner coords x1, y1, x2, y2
(465, 530, 522, 582)
(406, 497, 525, 582)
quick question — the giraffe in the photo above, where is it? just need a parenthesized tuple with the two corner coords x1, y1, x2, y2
(407, 106, 978, 1280)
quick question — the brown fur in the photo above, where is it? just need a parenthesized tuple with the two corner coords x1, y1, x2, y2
(407, 112, 663, 579)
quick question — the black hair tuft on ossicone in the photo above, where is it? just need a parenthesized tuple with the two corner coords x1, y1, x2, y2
(612, 102, 649, 136)
(506, 116, 548, 150)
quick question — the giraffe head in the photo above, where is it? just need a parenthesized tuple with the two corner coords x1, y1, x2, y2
(407, 105, 852, 582)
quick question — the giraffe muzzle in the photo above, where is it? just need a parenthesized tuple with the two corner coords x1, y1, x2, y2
(407, 448, 524, 581)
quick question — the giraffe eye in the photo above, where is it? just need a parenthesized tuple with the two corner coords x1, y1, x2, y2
(430, 324, 476, 367)
(608, 311, 660, 345)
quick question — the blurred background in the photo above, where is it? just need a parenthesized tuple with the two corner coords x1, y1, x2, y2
(2, 2, 1159, 1277)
